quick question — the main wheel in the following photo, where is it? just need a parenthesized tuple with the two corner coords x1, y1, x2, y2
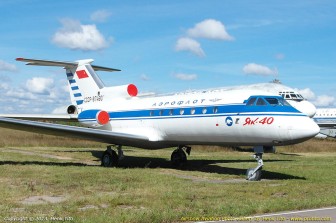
(246, 168, 262, 181)
(171, 149, 187, 168)
(101, 150, 118, 167)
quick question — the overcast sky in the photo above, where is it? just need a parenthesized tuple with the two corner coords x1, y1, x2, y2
(0, 0, 335, 113)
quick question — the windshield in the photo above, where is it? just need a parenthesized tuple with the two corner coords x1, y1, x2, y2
(246, 96, 291, 106)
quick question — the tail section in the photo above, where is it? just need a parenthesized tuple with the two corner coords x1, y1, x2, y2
(16, 58, 122, 110)
(66, 59, 105, 107)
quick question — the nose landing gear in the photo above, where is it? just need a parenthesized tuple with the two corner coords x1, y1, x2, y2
(246, 146, 264, 181)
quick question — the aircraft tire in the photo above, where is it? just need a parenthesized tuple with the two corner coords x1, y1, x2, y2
(246, 168, 262, 181)
(171, 148, 187, 168)
(101, 150, 118, 167)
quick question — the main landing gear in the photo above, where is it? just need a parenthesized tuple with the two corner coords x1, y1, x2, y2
(246, 146, 272, 181)
(101, 145, 124, 167)
(171, 145, 191, 168)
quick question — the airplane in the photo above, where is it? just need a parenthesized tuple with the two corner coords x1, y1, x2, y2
(313, 108, 336, 138)
(0, 58, 320, 181)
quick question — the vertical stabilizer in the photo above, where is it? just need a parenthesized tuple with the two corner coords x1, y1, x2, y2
(66, 59, 105, 108)
(16, 58, 121, 110)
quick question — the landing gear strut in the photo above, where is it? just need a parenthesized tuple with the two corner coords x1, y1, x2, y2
(246, 146, 264, 181)
(171, 145, 191, 168)
(101, 145, 124, 167)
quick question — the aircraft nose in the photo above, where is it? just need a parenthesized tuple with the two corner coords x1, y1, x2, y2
(295, 100, 317, 118)
(289, 117, 320, 141)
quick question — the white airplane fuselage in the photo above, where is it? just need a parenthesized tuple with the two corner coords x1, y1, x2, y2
(77, 88, 319, 149)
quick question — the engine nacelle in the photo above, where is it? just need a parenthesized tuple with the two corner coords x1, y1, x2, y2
(104, 84, 138, 98)
(78, 110, 110, 126)
(67, 105, 78, 114)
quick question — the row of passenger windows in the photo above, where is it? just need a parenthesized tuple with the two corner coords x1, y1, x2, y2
(316, 113, 336, 117)
(149, 107, 219, 116)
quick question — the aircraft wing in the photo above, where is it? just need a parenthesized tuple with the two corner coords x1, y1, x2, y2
(0, 114, 78, 121)
(0, 117, 150, 147)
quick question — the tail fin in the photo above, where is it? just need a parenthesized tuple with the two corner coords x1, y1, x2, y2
(16, 58, 120, 108)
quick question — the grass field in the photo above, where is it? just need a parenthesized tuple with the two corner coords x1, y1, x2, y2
(0, 128, 336, 223)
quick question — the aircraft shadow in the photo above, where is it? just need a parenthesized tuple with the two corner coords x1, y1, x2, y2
(0, 150, 305, 180)
(0, 160, 90, 167)
(118, 156, 305, 180)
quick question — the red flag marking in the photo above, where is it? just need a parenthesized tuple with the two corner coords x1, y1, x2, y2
(76, 70, 89, 79)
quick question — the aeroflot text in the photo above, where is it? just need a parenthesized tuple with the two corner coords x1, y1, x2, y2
(152, 99, 206, 107)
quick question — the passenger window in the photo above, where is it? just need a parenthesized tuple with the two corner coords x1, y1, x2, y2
(213, 107, 218, 114)
(159, 110, 163, 116)
(150, 111, 154, 116)
(256, 98, 267, 106)
(190, 108, 195, 115)
(247, 97, 257, 106)
(202, 108, 207, 114)
(180, 109, 184, 115)
(169, 109, 173, 115)
(285, 94, 290, 99)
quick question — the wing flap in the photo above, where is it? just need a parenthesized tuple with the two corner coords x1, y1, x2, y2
(0, 117, 149, 147)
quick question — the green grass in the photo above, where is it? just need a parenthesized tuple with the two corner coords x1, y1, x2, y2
(0, 128, 336, 222)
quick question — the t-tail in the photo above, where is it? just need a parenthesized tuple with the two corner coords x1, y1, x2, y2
(16, 58, 138, 114)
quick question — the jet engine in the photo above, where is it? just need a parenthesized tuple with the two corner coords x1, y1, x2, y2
(78, 109, 110, 126)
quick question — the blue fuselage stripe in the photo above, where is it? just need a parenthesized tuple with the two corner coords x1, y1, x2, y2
(78, 104, 304, 122)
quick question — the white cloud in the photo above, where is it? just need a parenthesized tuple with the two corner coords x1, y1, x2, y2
(90, 10, 112, 22)
(0, 76, 70, 114)
(296, 88, 335, 107)
(5, 88, 37, 100)
(52, 18, 110, 51)
(52, 105, 68, 114)
(0, 60, 17, 72)
(296, 88, 315, 100)
(174, 73, 198, 81)
(175, 37, 205, 57)
(26, 77, 54, 94)
(313, 95, 335, 107)
(187, 19, 234, 41)
(242, 63, 277, 76)
(314, 95, 335, 107)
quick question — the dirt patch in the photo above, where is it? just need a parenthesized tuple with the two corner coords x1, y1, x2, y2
(78, 205, 98, 211)
(21, 195, 67, 205)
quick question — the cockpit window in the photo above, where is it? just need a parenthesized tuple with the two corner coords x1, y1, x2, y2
(256, 98, 267, 106)
(265, 97, 291, 106)
(265, 98, 279, 105)
(246, 97, 257, 106)
(290, 94, 297, 99)
(246, 96, 291, 106)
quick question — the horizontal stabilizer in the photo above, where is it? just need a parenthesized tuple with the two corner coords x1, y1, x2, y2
(16, 58, 121, 72)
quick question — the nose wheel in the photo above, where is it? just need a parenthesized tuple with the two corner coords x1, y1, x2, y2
(246, 150, 264, 181)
